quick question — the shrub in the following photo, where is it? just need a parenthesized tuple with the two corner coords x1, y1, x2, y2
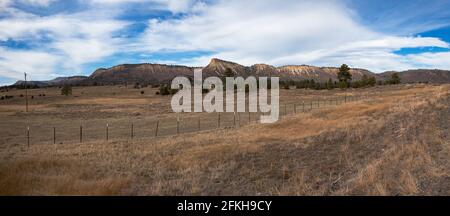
(61, 85, 72, 96)
(338, 81, 349, 89)
(159, 84, 170, 95)
(0, 96, 4, 100)
(140, 90, 145, 95)
(388, 73, 401, 85)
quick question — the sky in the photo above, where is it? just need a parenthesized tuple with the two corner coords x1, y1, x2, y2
(1, 0, 450, 85)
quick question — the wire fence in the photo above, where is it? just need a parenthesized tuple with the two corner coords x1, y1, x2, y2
(1, 94, 370, 147)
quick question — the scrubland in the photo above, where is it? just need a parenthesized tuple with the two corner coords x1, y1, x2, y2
(0, 84, 449, 195)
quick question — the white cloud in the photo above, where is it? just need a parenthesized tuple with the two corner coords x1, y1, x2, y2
(1, 0, 450, 85)
(88, 0, 195, 13)
(406, 52, 450, 69)
(0, 9, 130, 79)
(0, 47, 60, 80)
(18, 0, 56, 7)
(137, 0, 450, 71)
(0, 0, 56, 8)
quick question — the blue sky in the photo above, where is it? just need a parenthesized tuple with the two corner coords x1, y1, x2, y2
(1, 0, 450, 85)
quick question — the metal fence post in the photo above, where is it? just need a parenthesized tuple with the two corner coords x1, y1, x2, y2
(53, 127, 56, 144)
(106, 123, 109, 141)
(80, 125, 83, 143)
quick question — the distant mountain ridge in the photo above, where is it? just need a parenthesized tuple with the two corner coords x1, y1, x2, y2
(380, 69, 450, 84)
(11, 58, 450, 87)
(13, 76, 88, 87)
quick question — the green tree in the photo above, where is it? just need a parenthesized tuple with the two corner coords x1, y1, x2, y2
(361, 74, 369, 86)
(389, 73, 401, 85)
(368, 76, 376, 86)
(337, 64, 352, 88)
(61, 85, 72, 96)
(326, 78, 334, 89)
(159, 84, 170, 95)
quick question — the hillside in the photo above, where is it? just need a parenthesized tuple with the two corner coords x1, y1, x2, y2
(88, 64, 194, 85)
(12, 76, 88, 88)
(9, 59, 450, 86)
(381, 69, 450, 84)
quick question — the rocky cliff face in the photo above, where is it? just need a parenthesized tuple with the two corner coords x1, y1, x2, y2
(204, 59, 382, 82)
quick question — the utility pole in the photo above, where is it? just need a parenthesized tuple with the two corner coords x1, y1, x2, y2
(24, 72, 28, 112)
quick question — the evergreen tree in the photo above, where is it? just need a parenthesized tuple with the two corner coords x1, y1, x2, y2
(61, 85, 72, 96)
(337, 64, 352, 88)
(389, 73, 401, 84)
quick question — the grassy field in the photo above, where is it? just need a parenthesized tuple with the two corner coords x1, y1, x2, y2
(0, 84, 449, 195)
(0, 85, 369, 145)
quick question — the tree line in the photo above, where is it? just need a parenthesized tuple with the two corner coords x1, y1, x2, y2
(156, 65, 402, 95)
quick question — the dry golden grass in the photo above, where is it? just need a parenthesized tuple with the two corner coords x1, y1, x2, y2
(0, 84, 449, 195)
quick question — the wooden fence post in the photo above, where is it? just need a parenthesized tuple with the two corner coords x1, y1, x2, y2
(155, 120, 159, 137)
(248, 112, 251, 123)
(198, 117, 201, 131)
(27, 126, 30, 148)
(80, 125, 82, 143)
(237, 112, 240, 127)
(294, 104, 296, 113)
(177, 117, 180, 134)
(302, 101, 305, 112)
(131, 123, 134, 139)
(233, 112, 236, 128)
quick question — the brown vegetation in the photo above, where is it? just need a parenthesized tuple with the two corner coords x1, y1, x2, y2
(0, 84, 448, 195)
